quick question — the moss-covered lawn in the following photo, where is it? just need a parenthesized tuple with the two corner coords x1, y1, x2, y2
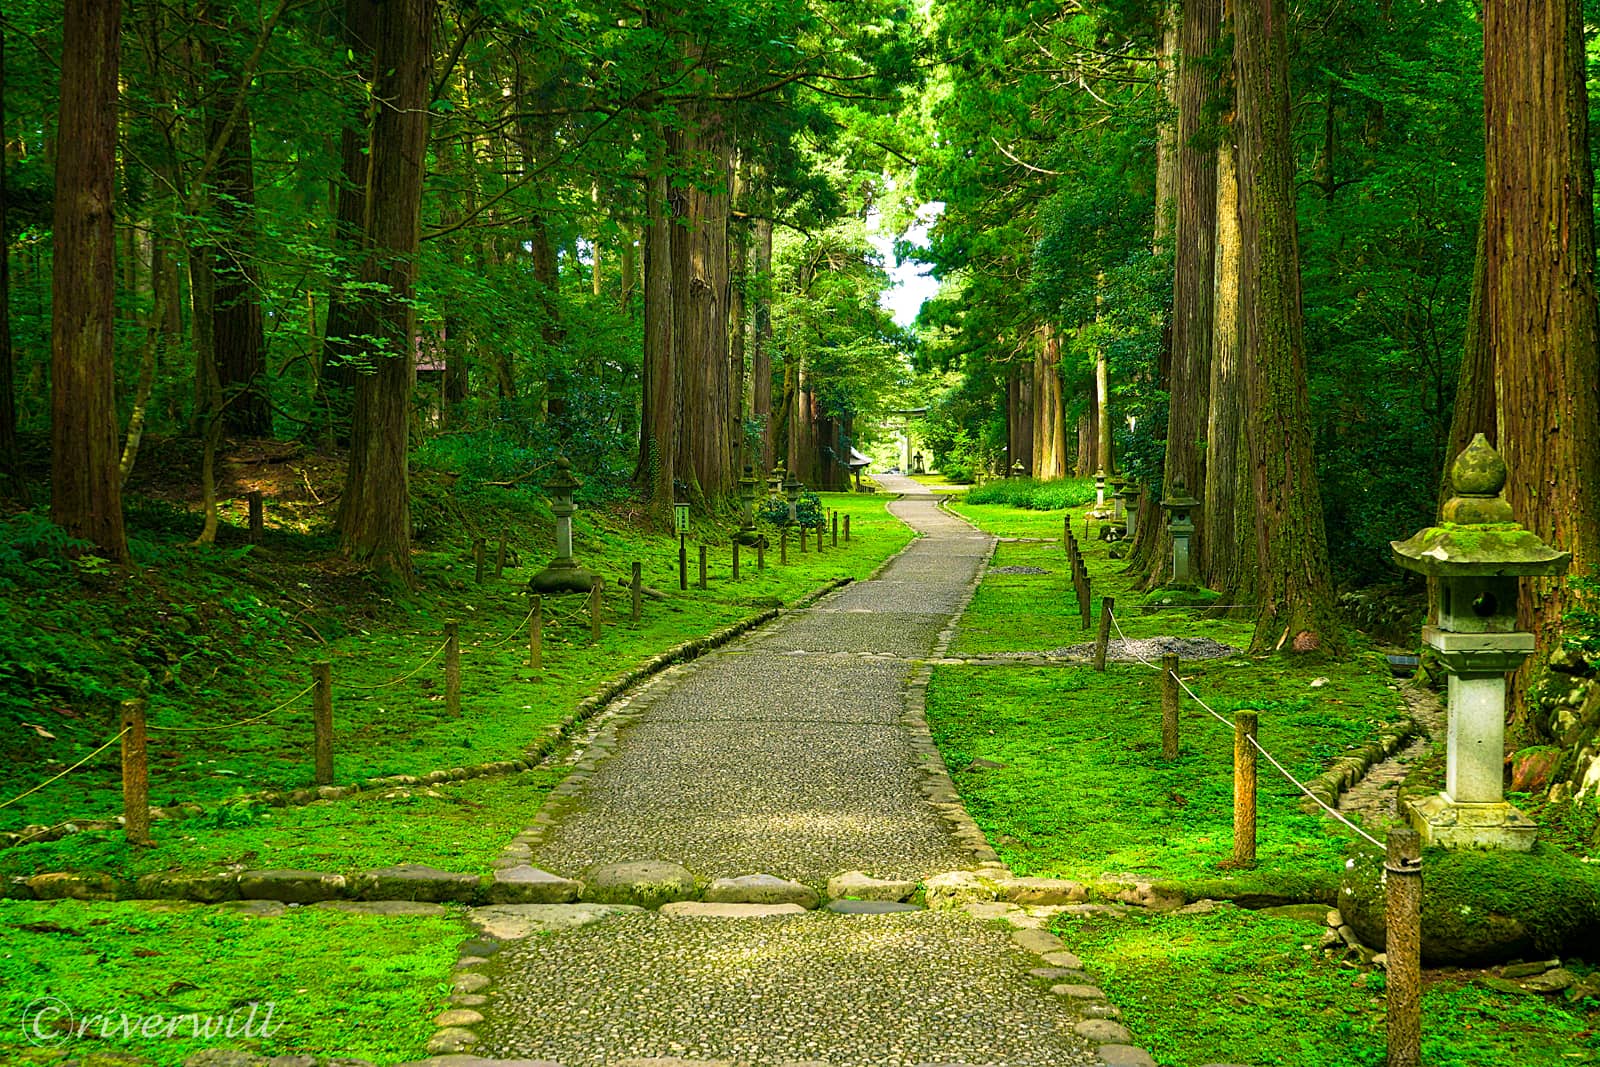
(931, 500, 1413, 893)
(1055, 905, 1600, 1067)
(0, 898, 465, 1066)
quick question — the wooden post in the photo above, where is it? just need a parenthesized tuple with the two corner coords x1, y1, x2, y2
(844, 514, 851, 542)
(313, 661, 334, 786)
(679, 534, 688, 591)
(832, 511, 839, 546)
(529, 594, 543, 670)
(1385, 827, 1423, 1067)
(816, 520, 824, 555)
(1063, 514, 1070, 550)
(495, 532, 507, 578)
(590, 577, 603, 642)
(758, 539, 766, 572)
(1078, 573, 1093, 630)
(732, 541, 741, 581)
(799, 525, 808, 553)
(1161, 652, 1180, 760)
(1233, 710, 1258, 867)
(120, 699, 151, 846)
(698, 545, 708, 589)
(631, 561, 642, 624)
(444, 622, 461, 717)
(1093, 595, 1114, 670)
(247, 491, 264, 544)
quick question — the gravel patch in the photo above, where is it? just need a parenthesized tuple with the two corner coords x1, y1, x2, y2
(1045, 636, 1244, 662)
(990, 565, 1052, 575)
(480, 909, 1097, 1066)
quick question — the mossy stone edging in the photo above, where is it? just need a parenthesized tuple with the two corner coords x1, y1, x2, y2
(1298, 720, 1419, 814)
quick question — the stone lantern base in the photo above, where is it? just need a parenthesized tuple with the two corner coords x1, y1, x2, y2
(1406, 793, 1538, 852)
(527, 557, 596, 596)
(735, 528, 762, 546)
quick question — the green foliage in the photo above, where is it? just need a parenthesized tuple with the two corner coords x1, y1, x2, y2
(757, 489, 825, 528)
(964, 477, 1096, 511)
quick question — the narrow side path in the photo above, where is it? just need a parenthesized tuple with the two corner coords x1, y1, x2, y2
(471, 478, 1105, 1066)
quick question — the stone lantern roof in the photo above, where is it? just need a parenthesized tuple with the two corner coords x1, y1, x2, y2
(1390, 434, 1570, 579)
(546, 455, 581, 497)
(1159, 479, 1199, 513)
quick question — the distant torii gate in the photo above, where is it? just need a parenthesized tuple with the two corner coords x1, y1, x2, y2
(885, 407, 928, 472)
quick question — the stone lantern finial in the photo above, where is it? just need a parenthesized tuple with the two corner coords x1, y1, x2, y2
(1441, 433, 1514, 525)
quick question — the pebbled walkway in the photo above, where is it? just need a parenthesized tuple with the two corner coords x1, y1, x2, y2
(477, 476, 1102, 1066)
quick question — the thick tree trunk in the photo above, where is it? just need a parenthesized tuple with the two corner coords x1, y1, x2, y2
(1153, 13, 1180, 247)
(1149, 0, 1221, 588)
(51, 0, 128, 562)
(1235, 0, 1341, 655)
(209, 93, 271, 436)
(1479, 0, 1600, 723)
(190, 251, 223, 544)
(752, 215, 774, 473)
(638, 166, 676, 509)
(1204, 130, 1246, 590)
(1074, 379, 1099, 477)
(0, 28, 22, 501)
(1033, 325, 1068, 479)
(337, 0, 432, 581)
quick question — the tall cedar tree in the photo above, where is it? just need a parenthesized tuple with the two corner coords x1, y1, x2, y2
(0, 28, 21, 501)
(1233, 0, 1340, 653)
(1471, 0, 1600, 719)
(336, 0, 433, 578)
(51, 0, 129, 562)
(1148, 0, 1221, 588)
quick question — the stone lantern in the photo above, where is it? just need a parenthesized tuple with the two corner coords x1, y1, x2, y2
(737, 465, 760, 545)
(1094, 468, 1107, 508)
(782, 468, 803, 524)
(1117, 483, 1141, 540)
(767, 465, 783, 500)
(1160, 478, 1200, 588)
(1109, 475, 1127, 522)
(1390, 433, 1570, 850)
(528, 456, 596, 595)
(1010, 461, 1026, 479)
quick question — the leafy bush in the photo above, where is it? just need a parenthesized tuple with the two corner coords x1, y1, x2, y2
(757, 490, 824, 528)
(965, 476, 1097, 511)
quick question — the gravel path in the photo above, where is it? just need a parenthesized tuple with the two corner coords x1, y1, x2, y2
(478, 476, 1102, 1065)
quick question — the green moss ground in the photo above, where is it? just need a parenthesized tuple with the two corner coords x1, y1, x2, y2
(1054, 905, 1600, 1066)
(931, 500, 1411, 891)
(0, 898, 465, 1065)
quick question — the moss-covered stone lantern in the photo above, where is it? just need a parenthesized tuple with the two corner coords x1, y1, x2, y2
(1109, 474, 1127, 522)
(1094, 468, 1107, 508)
(528, 456, 596, 595)
(1010, 461, 1026, 479)
(737, 464, 760, 545)
(1160, 478, 1201, 588)
(1116, 482, 1141, 540)
(1390, 433, 1570, 850)
(766, 465, 783, 500)
(782, 467, 803, 524)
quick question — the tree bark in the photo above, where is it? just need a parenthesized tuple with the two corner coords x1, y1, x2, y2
(1204, 128, 1246, 592)
(337, 0, 432, 581)
(1478, 0, 1600, 717)
(1234, 0, 1341, 654)
(208, 84, 270, 436)
(51, 0, 128, 562)
(1032, 325, 1068, 479)
(1149, 0, 1221, 588)
(638, 162, 676, 509)
(1153, 12, 1180, 247)
(0, 28, 23, 501)
(752, 215, 774, 472)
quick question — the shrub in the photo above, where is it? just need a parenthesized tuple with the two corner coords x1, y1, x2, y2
(965, 476, 1097, 511)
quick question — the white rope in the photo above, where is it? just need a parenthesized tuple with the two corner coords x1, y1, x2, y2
(1106, 604, 1385, 850)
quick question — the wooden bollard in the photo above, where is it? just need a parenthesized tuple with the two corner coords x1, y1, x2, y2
(781, 528, 789, 565)
(758, 539, 766, 572)
(799, 526, 808, 553)
(816, 521, 824, 554)
(1093, 595, 1113, 669)
(698, 544, 708, 589)
(1078, 574, 1092, 630)
(474, 538, 486, 584)
(733, 541, 741, 581)
(1385, 827, 1423, 1067)
(313, 661, 333, 786)
(844, 514, 851, 542)
(1234, 710, 1258, 867)
(1160, 652, 1180, 760)
(832, 511, 838, 546)
(495, 532, 507, 578)
(120, 699, 151, 846)
(445, 622, 461, 717)
(529, 594, 543, 670)
(679, 534, 688, 591)
(1063, 514, 1070, 550)
(631, 562, 642, 624)
(590, 577, 603, 642)
(247, 491, 264, 544)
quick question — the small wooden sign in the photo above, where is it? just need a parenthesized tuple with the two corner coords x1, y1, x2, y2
(673, 503, 690, 534)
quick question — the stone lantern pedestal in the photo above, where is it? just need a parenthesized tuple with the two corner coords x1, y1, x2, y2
(528, 456, 597, 595)
(1159, 480, 1201, 589)
(1109, 476, 1127, 522)
(1391, 433, 1570, 851)
(1094, 469, 1107, 508)
(782, 467, 803, 525)
(736, 465, 761, 545)
(1115, 483, 1141, 540)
